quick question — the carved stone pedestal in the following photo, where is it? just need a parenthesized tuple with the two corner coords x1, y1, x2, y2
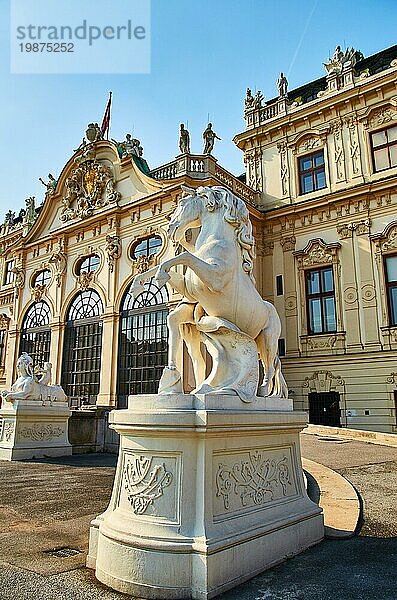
(87, 394, 324, 599)
(0, 399, 72, 461)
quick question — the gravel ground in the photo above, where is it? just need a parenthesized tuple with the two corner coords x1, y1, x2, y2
(0, 435, 396, 599)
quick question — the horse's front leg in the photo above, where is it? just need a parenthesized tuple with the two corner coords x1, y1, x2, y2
(131, 266, 159, 298)
(155, 251, 226, 292)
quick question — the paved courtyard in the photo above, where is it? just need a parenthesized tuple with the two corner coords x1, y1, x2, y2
(0, 434, 396, 599)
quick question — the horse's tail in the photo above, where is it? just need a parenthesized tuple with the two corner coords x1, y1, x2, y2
(258, 301, 288, 398)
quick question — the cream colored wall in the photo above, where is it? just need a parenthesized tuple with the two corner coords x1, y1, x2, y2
(247, 68, 397, 209)
(245, 68, 397, 433)
(0, 152, 184, 406)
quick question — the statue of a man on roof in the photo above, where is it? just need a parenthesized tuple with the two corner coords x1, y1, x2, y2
(39, 173, 57, 196)
(179, 124, 191, 154)
(277, 72, 288, 98)
(203, 123, 221, 154)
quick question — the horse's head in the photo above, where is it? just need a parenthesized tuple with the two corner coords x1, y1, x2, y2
(167, 186, 204, 243)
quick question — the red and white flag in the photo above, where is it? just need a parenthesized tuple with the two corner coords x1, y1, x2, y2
(101, 92, 112, 138)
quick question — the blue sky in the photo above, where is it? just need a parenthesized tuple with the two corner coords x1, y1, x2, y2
(0, 0, 396, 220)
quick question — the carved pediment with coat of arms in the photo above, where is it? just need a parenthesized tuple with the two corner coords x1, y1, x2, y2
(60, 159, 121, 222)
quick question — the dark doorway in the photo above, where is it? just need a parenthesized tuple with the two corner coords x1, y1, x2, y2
(308, 391, 341, 427)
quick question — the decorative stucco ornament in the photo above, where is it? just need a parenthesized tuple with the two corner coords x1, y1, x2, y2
(323, 45, 364, 74)
(1, 353, 67, 403)
(113, 134, 143, 158)
(132, 185, 288, 401)
(61, 161, 120, 222)
(39, 173, 57, 197)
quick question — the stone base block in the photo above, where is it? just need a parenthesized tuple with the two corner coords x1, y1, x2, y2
(88, 394, 324, 599)
(0, 399, 72, 461)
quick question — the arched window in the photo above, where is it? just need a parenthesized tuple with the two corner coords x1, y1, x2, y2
(117, 278, 168, 407)
(19, 301, 51, 369)
(61, 289, 103, 408)
(75, 254, 100, 275)
(131, 236, 162, 259)
(32, 269, 51, 287)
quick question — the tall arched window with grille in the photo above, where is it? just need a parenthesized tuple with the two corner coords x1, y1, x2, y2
(61, 289, 103, 407)
(19, 301, 51, 369)
(117, 278, 169, 408)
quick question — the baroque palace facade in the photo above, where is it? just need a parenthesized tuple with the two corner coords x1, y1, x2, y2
(0, 43, 396, 434)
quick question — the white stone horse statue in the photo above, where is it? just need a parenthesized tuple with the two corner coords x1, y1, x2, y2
(132, 186, 288, 401)
(2, 352, 67, 403)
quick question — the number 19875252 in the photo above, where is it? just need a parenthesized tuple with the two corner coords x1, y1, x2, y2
(19, 43, 74, 52)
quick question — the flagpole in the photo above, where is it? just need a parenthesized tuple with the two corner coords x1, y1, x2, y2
(108, 91, 112, 140)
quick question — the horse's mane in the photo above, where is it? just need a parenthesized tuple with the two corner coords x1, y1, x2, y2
(197, 186, 256, 281)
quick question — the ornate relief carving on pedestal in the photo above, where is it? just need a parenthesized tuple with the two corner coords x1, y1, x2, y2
(105, 235, 121, 272)
(123, 454, 173, 515)
(18, 424, 63, 441)
(277, 141, 289, 196)
(215, 450, 293, 513)
(61, 160, 120, 222)
(48, 241, 67, 287)
(4, 422, 14, 441)
(0, 420, 15, 442)
(330, 120, 346, 181)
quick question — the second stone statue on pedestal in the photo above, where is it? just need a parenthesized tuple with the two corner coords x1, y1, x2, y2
(132, 185, 289, 403)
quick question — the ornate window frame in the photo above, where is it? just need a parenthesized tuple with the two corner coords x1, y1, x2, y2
(30, 269, 52, 303)
(289, 130, 330, 199)
(294, 238, 345, 355)
(360, 98, 397, 177)
(371, 221, 397, 347)
(128, 226, 168, 275)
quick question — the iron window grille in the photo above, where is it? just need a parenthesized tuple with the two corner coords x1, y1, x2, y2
(305, 266, 337, 335)
(298, 150, 326, 195)
(117, 278, 168, 408)
(385, 255, 397, 326)
(61, 289, 103, 408)
(19, 301, 51, 369)
(371, 125, 397, 173)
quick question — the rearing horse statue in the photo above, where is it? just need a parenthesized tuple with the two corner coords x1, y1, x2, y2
(132, 186, 288, 402)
